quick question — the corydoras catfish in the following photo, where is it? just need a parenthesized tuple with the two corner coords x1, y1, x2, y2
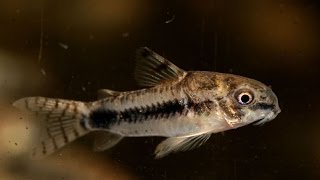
(13, 47, 281, 159)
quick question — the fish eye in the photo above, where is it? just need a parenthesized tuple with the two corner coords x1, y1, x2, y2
(235, 90, 254, 105)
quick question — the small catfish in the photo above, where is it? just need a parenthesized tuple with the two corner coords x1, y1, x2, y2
(13, 47, 281, 159)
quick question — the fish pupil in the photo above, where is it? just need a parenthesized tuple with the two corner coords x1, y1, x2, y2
(240, 94, 250, 103)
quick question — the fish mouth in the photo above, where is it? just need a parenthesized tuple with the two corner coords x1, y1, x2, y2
(254, 105, 281, 126)
(254, 108, 281, 126)
(254, 118, 268, 126)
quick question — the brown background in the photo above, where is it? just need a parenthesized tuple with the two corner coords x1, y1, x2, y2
(0, 0, 320, 179)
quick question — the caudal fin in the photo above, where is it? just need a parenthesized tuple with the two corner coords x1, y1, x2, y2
(13, 97, 91, 159)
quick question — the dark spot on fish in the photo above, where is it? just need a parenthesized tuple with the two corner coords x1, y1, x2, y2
(219, 100, 244, 119)
(155, 63, 169, 73)
(55, 99, 59, 109)
(73, 102, 78, 113)
(159, 87, 164, 93)
(120, 96, 126, 104)
(260, 96, 267, 100)
(224, 76, 237, 90)
(59, 104, 70, 144)
(191, 100, 215, 115)
(89, 109, 118, 129)
(139, 47, 151, 58)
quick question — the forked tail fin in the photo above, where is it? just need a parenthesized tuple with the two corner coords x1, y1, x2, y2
(13, 97, 91, 159)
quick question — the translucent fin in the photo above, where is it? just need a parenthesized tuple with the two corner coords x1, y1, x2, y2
(154, 133, 211, 159)
(97, 89, 120, 99)
(135, 47, 187, 87)
(13, 97, 91, 159)
(93, 131, 123, 151)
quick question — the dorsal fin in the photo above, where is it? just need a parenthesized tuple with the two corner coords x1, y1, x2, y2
(97, 89, 120, 99)
(134, 47, 187, 87)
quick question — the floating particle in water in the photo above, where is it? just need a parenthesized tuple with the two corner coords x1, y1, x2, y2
(165, 15, 175, 24)
(82, 86, 86, 92)
(59, 42, 69, 50)
(165, 9, 175, 24)
(122, 32, 130, 38)
(41, 68, 46, 76)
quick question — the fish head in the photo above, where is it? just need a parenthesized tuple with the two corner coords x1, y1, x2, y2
(213, 73, 281, 128)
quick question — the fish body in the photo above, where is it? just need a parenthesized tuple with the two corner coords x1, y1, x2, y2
(13, 47, 281, 159)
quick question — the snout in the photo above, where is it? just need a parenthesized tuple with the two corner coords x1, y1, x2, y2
(267, 87, 281, 115)
(273, 104, 281, 115)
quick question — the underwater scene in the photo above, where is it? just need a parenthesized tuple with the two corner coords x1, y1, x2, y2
(0, 0, 320, 179)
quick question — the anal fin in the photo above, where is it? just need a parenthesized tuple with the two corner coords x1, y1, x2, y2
(93, 131, 123, 151)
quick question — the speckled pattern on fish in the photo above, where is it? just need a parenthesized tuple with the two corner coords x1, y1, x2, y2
(13, 47, 281, 159)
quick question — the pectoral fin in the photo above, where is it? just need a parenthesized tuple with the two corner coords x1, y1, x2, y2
(93, 131, 123, 151)
(154, 133, 211, 158)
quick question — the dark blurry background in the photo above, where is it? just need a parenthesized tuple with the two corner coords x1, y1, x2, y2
(0, 0, 320, 179)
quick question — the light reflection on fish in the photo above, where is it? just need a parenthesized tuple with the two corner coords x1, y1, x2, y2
(13, 47, 281, 159)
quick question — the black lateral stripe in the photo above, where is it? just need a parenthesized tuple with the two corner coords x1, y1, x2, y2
(89, 109, 119, 129)
(89, 98, 213, 129)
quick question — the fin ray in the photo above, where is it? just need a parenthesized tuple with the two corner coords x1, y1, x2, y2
(93, 131, 123, 151)
(97, 89, 120, 99)
(13, 97, 90, 159)
(154, 133, 211, 158)
(135, 47, 187, 87)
